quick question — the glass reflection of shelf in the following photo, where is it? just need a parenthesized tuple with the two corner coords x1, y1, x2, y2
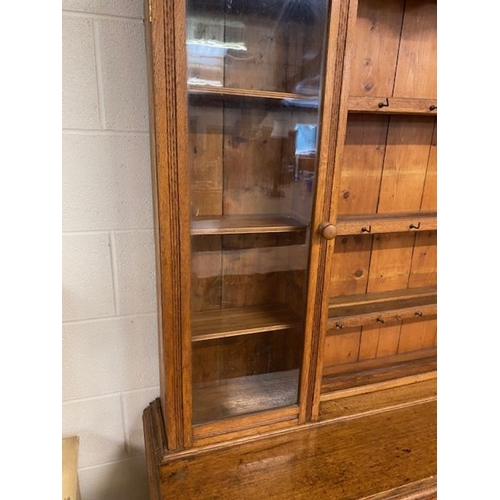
(188, 84, 319, 108)
(191, 215, 307, 236)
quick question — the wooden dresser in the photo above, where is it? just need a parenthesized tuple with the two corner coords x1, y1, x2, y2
(142, 0, 437, 497)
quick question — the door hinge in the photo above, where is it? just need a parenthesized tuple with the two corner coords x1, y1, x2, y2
(148, 0, 152, 22)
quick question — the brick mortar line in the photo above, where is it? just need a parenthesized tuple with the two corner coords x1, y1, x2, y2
(63, 128, 150, 135)
(62, 10, 144, 23)
(62, 311, 157, 326)
(62, 385, 160, 405)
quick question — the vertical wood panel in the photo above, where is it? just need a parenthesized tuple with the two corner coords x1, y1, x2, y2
(393, 0, 437, 99)
(349, 0, 405, 97)
(420, 121, 437, 211)
(398, 316, 437, 353)
(324, 329, 361, 366)
(358, 326, 380, 360)
(377, 116, 435, 213)
(338, 115, 389, 215)
(367, 233, 415, 293)
(330, 235, 372, 297)
(365, 232, 415, 355)
(408, 231, 437, 289)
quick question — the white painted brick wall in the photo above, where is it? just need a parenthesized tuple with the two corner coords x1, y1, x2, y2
(62, 1, 159, 498)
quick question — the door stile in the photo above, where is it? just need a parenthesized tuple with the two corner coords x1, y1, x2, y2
(299, 0, 359, 424)
(148, 0, 193, 451)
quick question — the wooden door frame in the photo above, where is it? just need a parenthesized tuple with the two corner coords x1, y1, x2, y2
(145, 0, 359, 450)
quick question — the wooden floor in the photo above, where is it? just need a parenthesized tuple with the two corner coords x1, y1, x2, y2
(144, 398, 437, 499)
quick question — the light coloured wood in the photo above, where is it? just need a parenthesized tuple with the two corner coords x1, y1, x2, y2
(377, 116, 435, 213)
(349, 0, 404, 97)
(393, 0, 437, 99)
(420, 122, 437, 211)
(338, 115, 388, 215)
(192, 305, 300, 342)
(348, 97, 437, 115)
(191, 215, 306, 235)
(336, 211, 437, 235)
(329, 235, 372, 297)
(62, 436, 80, 500)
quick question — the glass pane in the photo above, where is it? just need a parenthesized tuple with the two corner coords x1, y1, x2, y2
(186, 0, 329, 425)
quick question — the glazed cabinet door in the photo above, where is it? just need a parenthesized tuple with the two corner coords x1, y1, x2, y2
(146, 0, 353, 450)
(187, 0, 331, 439)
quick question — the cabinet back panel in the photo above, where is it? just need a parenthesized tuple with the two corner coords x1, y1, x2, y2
(326, 231, 436, 372)
(377, 116, 435, 213)
(322, 316, 436, 373)
(393, 0, 437, 99)
(420, 124, 437, 211)
(349, 0, 405, 97)
(338, 115, 436, 215)
(350, 0, 436, 99)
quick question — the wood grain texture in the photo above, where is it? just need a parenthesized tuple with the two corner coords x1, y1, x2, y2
(328, 290, 436, 330)
(321, 348, 436, 393)
(338, 114, 388, 215)
(349, 0, 404, 97)
(147, 0, 193, 450)
(147, 400, 436, 500)
(348, 96, 437, 114)
(377, 116, 435, 213)
(420, 122, 437, 211)
(191, 304, 300, 341)
(330, 235, 372, 297)
(303, 0, 359, 423)
(337, 211, 437, 235)
(393, 0, 437, 99)
(319, 377, 436, 420)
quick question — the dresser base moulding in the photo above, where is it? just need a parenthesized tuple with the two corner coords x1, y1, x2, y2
(143, 384, 437, 500)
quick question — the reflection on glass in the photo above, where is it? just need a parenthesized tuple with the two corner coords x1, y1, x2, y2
(186, 0, 329, 424)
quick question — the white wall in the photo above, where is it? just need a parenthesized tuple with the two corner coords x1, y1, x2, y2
(62, 1, 159, 498)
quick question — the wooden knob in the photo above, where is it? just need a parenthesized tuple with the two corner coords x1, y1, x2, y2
(319, 222, 337, 240)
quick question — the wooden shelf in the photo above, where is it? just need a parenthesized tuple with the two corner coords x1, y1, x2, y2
(188, 85, 319, 106)
(327, 287, 437, 330)
(348, 96, 437, 115)
(336, 211, 437, 236)
(192, 369, 299, 424)
(321, 348, 437, 395)
(191, 215, 307, 236)
(192, 304, 301, 342)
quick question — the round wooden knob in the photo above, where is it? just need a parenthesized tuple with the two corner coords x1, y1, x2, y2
(319, 222, 337, 240)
